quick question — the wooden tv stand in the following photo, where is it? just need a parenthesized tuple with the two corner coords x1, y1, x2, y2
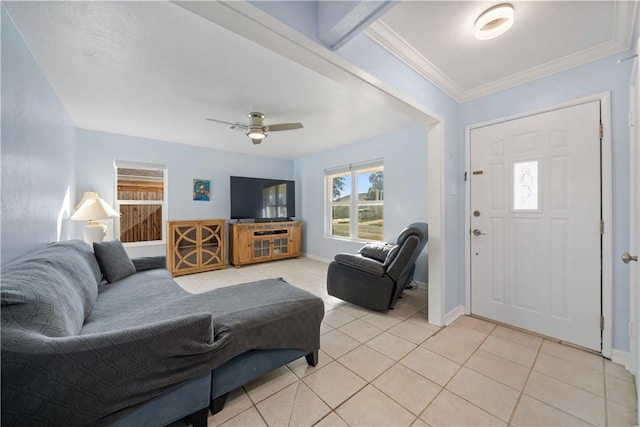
(229, 221, 301, 267)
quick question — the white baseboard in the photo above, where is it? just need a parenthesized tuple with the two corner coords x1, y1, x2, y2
(302, 253, 331, 264)
(412, 280, 427, 289)
(611, 349, 634, 373)
(444, 304, 466, 325)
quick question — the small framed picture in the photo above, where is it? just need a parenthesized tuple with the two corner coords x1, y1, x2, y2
(193, 179, 210, 201)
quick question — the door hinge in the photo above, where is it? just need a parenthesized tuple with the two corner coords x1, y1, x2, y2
(600, 221, 605, 235)
(600, 316, 604, 330)
(599, 123, 603, 139)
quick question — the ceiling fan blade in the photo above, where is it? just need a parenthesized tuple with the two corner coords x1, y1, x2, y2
(267, 123, 303, 132)
(205, 118, 247, 131)
(250, 138, 263, 145)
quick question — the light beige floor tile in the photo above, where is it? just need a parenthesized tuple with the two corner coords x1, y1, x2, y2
(314, 411, 349, 427)
(534, 352, 604, 396)
(480, 335, 538, 367)
(320, 329, 361, 359)
(338, 318, 384, 343)
(540, 340, 604, 372)
(399, 347, 461, 386)
(389, 301, 421, 320)
(323, 307, 357, 328)
(606, 374, 638, 409)
(511, 395, 592, 427)
(490, 325, 543, 350)
(218, 406, 266, 427)
(361, 311, 403, 330)
(338, 303, 373, 319)
(302, 361, 367, 408)
(373, 364, 442, 415)
(607, 399, 639, 427)
(320, 321, 334, 335)
(243, 365, 299, 404)
(524, 371, 605, 425)
(256, 381, 331, 427)
(605, 359, 635, 383)
(465, 350, 529, 391)
(421, 333, 477, 364)
(439, 323, 489, 347)
(404, 311, 431, 328)
(336, 384, 416, 427)
(338, 345, 395, 382)
(446, 367, 520, 422)
(451, 315, 496, 334)
(420, 389, 506, 427)
(207, 388, 253, 427)
(366, 331, 417, 360)
(388, 321, 438, 344)
(287, 349, 332, 379)
(410, 418, 429, 427)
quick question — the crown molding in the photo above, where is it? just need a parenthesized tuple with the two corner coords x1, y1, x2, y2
(365, 1, 637, 103)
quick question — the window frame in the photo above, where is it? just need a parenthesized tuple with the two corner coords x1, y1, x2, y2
(325, 159, 384, 242)
(114, 160, 168, 246)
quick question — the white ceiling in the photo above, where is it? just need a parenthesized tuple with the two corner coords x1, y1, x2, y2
(4, 1, 638, 158)
(367, 1, 637, 102)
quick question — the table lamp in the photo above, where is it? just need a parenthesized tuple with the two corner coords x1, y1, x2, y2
(70, 192, 120, 244)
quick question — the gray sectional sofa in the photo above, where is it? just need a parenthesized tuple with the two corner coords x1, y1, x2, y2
(1, 239, 324, 426)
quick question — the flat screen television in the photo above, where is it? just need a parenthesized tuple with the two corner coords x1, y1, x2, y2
(230, 176, 296, 221)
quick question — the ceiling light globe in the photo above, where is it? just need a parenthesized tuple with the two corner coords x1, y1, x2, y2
(247, 128, 267, 139)
(475, 4, 514, 40)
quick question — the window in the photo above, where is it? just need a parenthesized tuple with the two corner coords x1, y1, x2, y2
(115, 162, 166, 244)
(326, 160, 384, 241)
(513, 160, 539, 211)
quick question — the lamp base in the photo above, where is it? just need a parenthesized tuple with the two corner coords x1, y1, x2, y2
(84, 220, 107, 245)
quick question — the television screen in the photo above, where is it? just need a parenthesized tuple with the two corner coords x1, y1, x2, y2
(230, 176, 296, 221)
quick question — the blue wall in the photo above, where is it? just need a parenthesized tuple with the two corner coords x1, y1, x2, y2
(1, 7, 76, 264)
(461, 52, 634, 352)
(75, 129, 294, 257)
(294, 125, 429, 282)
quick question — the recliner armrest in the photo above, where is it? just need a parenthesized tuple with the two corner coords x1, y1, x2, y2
(333, 253, 386, 276)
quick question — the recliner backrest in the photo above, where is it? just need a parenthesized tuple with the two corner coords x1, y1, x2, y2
(386, 222, 428, 284)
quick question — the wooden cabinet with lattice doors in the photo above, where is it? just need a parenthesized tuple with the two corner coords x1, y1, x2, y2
(167, 219, 226, 276)
(229, 221, 301, 267)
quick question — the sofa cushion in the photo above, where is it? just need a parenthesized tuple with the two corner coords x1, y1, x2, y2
(93, 240, 136, 283)
(0, 240, 101, 336)
(358, 243, 398, 265)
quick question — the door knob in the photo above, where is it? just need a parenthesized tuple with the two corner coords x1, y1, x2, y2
(472, 229, 487, 236)
(622, 252, 638, 263)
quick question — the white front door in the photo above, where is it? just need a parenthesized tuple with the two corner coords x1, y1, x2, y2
(470, 101, 602, 351)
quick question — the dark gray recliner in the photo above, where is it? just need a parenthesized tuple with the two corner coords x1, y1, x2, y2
(326, 222, 428, 312)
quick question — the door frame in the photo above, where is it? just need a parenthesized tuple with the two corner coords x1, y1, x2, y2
(464, 92, 613, 357)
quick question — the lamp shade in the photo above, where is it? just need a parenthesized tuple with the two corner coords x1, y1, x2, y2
(70, 192, 120, 221)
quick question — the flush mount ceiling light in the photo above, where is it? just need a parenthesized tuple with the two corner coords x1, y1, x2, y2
(475, 3, 514, 40)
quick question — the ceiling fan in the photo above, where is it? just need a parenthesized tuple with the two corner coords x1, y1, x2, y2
(205, 112, 303, 144)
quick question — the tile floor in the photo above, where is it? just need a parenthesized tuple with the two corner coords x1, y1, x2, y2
(174, 257, 638, 427)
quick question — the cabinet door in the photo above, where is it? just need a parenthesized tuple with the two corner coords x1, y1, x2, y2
(172, 223, 199, 271)
(252, 238, 272, 260)
(272, 236, 289, 257)
(200, 221, 223, 267)
(289, 223, 301, 257)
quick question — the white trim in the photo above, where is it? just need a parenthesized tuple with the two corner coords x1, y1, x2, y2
(464, 92, 613, 357)
(428, 122, 446, 327)
(444, 305, 466, 326)
(365, 2, 637, 103)
(611, 349, 633, 373)
(302, 253, 331, 264)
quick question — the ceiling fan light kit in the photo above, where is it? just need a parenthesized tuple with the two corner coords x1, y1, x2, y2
(475, 3, 514, 40)
(206, 112, 303, 145)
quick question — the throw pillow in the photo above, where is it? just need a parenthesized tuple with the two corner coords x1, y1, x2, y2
(93, 239, 136, 283)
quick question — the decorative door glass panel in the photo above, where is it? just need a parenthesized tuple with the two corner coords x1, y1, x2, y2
(513, 160, 539, 211)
